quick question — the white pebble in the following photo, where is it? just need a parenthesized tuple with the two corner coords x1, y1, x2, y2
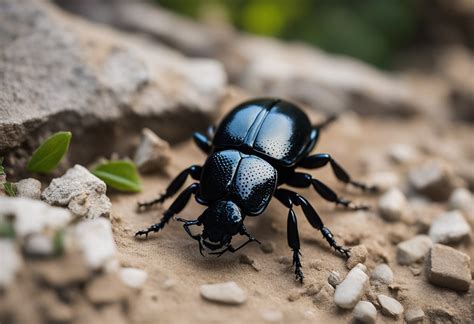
(328, 271, 342, 287)
(366, 171, 400, 192)
(353, 301, 377, 324)
(74, 218, 117, 270)
(24, 234, 54, 256)
(334, 264, 369, 309)
(119, 267, 148, 289)
(15, 178, 41, 199)
(429, 210, 471, 244)
(378, 188, 406, 222)
(377, 294, 404, 317)
(448, 188, 473, 215)
(0, 239, 22, 288)
(388, 144, 419, 164)
(396, 235, 432, 265)
(405, 307, 425, 323)
(200, 281, 247, 305)
(0, 197, 71, 238)
(370, 264, 394, 285)
(260, 309, 283, 322)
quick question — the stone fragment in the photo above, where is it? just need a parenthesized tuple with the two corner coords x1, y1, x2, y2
(427, 244, 471, 292)
(260, 308, 283, 322)
(134, 128, 171, 173)
(405, 307, 425, 323)
(239, 254, 261, 272)
(370, 264, 394, 285)
(15, 178, 41, 199)
(429, 210, 471, 244)
(327, 271, 342, 288)
(366, 171, 400, 192)
(396, 235, 433, 265)
(377, 294, 404, 317)
(74, 218, 117, 270)
(353, 301, 377, 324)
(85, 273, 131, 304)
(313, 283, 334, 304)
(378, 188, 407, 222)
(24, 234, 54, 257)
(388, 144, 419, 164)
(409, 160, 457, 201)
(346, 245, 368, 269)
(260, 241, 275, 253)
(0, 197, 72, 238)
(334, 264, 369, 309)
(42, 165, 111, 219)
(119, 267, 148, 289)
(200, 281, 247, 305)
(449, 188, 473, 216)
(0, 239, 22, 288)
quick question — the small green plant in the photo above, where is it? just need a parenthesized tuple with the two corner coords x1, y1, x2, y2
(0, 157, 4, 175)
(92, 160, 142, 192)
(53, 230, 65, 255)
(3, 182, 17, 197)
(27, 131, 72, 173)
(0, 221, 15, 239)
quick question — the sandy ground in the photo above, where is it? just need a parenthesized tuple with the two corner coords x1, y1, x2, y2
(109, 108, 473, 324)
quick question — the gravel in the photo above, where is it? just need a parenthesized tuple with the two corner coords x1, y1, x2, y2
(448, 188, 473, 215)
(429, 210, 471, 244)
(0, 197, 72, 238)
(42, 165, 112, 219)
(0, 239, 22, 288)
(409, 160, 457, 201)
(15, 178, 41, 199)
(378, 188, 407, 222)
(119, 267, 148, 289)
(353, 301, 377, 324)
(405, 307, 425, 323)
(396, 235, 433, 265)
(427, 244, 471, 292)
(346, 245, 368, 269)
(370, 264, 394, 285)
(377, 294, 404, 317)
(74, 218, 117, 270)
(334, 264, 369, 309)
(388, 144, 419, 164)
(327, 271, 342, 288)
(134, 128, 171, 173)
(200, 281, 247, 305)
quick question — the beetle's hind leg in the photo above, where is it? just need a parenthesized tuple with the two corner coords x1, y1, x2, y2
(135, 183, 199, 237)
(298, 153, 378, 192)
(286, 172, 369, 211)
(274, 189, 350, 260)
(137, 165, 202, 211)
(287, 208, 304, 283)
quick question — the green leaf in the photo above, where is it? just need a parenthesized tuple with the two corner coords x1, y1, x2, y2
(53, 230, 65, 255)
(0, 221, 15, 239)
(92, 160, 142, 192)
(0, 157, 4, 175)
(27, 131, 72, 173)
(4, 182, 17, 197)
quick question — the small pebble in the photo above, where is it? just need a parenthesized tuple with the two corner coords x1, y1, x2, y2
(428, 210, 471, 244)
(162, 278, 176, 290)
(353, 301, 377, 324)
(377, 294, 404, 317)
(313, 283, 334, 304)
(370, 264, 394, 285)
(277, 256, 291, 265)
(119, 267, 148, 289)
(24, 234, 54, 256)
(261, 309, 283, 322)
(134, 128, 171, 173)
(448, 188, 473, 215)
(396, 235, 432, 265)
(260, 241, 275, 253)
(334, 264, 369, 309)
(200, 281, 247, 305)
(287, 288, 304, 302)
(85, 273, 131, 304)
(409, 160, 457, 201)
(15, 178, 41, 199)
(388, 144, 419, 164)
(239, 254, 261, 271)
(346, 245, 368, 269)
(378, 188, 406, 222)
(405, 307, 425, 323)
(0, 239, 22, 288)
(427, 244, 471, 292)
(366, 171, 400, 192)
(327, 271, 342, 287)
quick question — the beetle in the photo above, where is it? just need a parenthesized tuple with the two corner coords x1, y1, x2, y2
(136, 98, 376, 282)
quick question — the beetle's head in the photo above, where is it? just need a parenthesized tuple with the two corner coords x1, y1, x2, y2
(200, 200, 243, 251)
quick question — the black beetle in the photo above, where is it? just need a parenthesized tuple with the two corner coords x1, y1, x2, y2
(136, 98, 376, 282)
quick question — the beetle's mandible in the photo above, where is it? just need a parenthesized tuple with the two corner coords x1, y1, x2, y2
(135, 98, 377, 282)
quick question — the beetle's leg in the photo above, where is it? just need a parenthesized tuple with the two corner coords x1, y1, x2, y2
(287, 208, 304, 283)
(137, 165, 202, 211)
(274, 189, 351, 259)
(209, 237, 259, 257)
(297, 153, 378, 192)
(313, 114, 338, 130)
(135, 183, 199, 237)
(176, 218, 205, 256)
(286, 172, 369, 211)
(193, 132, 212, 154)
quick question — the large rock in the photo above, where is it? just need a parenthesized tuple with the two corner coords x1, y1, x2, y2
(42, 165, 111, 219)
(56, 0, 422, 117)
(0, 0, 226, 163)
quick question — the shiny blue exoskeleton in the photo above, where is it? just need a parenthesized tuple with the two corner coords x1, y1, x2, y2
(136, 98, 376, 282)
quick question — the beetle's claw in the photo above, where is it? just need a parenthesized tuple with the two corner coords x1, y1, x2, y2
(295, 269, 304, 283)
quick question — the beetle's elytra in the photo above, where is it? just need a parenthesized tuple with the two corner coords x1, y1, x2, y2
(136, 98, 376, 282)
